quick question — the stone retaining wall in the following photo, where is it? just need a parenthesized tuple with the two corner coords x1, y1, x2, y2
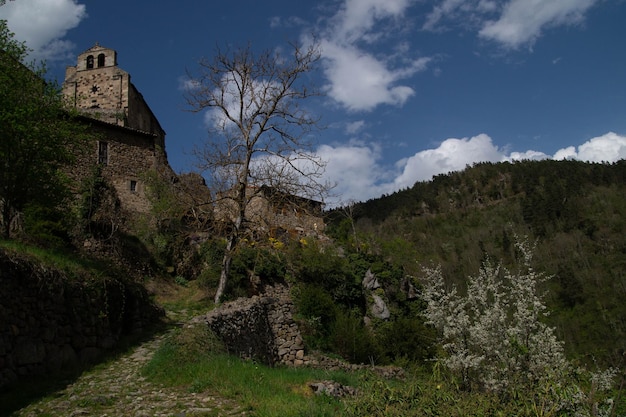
(194, 284, 306, 366)
(193, 284, 405, 379)
(0, 249, 163, 389)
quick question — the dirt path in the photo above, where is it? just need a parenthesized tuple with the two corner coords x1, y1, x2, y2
(14, 328, 246, 417)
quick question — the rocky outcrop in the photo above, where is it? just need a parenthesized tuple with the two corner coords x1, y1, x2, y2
(362, 269, 391, 320)
(0, 248, 163, 389)
(362, 268, 380, 290)
(370, 294, 390, 320)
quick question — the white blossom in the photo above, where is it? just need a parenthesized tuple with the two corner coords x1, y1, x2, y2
(420, 235, 615, 414)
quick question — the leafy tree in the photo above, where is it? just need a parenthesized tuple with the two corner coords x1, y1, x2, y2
(185, 41, 330, 303)
(0, 20, 86, 238)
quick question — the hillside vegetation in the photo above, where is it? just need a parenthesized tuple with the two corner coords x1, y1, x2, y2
(140, 158, 625, 415)
(327, 159, 626, 368)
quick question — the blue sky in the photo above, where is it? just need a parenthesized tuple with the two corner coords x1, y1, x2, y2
(2, 0, 626, 206)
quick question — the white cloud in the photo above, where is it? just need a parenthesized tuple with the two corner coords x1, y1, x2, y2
(391, 134, 504, 190)
(316, 142, 389, 205)
(553, 132, 626, 162)
(331, 0, 413, 44)
(319, 0, 431, 112)
(0, 0, 87, 61)
(321, 40, 430, 112)
(507, 150, 550, 161)
(479, 0, 598, 49)
(422, 0, 466, 31)
(318, 132, 626, 205)
(345, 120, 366, 135)
(200, 73, 283, 134)
(423, 0, 599, 49)
(177, 75, 201, 93)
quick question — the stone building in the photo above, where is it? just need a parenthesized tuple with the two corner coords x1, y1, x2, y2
(215, 185, 325, 239)
(62, 43, 324, 236)
(62, 43, 172, 218)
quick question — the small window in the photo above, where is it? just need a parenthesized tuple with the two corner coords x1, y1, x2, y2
(129, 180, 137, 193)
(97, 53, 105, 68)
(86, 55, 94, 69)
(98, 141, 108, 165)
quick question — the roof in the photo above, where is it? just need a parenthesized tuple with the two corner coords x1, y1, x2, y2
(76, 114, 159, 138)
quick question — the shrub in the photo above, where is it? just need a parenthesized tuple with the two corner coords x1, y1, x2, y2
(293, 284, 338, 350)
(290, 242, 364, 309)
(377, 317, 436, 364)
(22, 203, 72, 248)
(420, 235, 617, 415)
(331, 310, 382, 365)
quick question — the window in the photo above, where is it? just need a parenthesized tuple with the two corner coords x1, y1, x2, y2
(97, 53, 105, 68)
(86, 55, 94, 69)
(98, 141, 108, 165)
(129, 180, 137, 193)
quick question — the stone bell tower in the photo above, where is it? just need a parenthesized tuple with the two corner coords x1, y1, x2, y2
(63, 43, 165, 148)
(63, 43, 128, 126)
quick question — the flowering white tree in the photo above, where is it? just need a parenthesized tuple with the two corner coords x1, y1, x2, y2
(421, 235, 616, 415)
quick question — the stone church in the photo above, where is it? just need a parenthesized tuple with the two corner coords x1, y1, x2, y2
(62, 43, 324, 238)
(62, 43, 173, 217)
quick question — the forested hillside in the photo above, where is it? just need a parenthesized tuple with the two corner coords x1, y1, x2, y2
(327, 159, 626, 367)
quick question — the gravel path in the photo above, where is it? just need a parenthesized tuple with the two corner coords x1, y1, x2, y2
(14, 331, 246, 417)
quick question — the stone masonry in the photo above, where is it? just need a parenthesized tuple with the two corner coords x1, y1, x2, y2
(63, 44, 174, 220)
(193, 285, 306, 367)
(63, 43, 165, 145)
(192, 284, 405, 379)
(0, 248, 163, 389)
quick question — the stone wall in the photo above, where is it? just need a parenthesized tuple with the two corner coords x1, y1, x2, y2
(0, 249, 163, 389)
(63, 43, 172, 225)
(192, 284, 405, 379)
(127, 83, 166, 147)
(193, 285, 306, 366)
(215, 186, 326, 241)
(68, 118, 173, 220)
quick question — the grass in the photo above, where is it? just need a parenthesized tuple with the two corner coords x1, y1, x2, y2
(0, 239, 117, 282)
(141, 324, 355, 417)
(141, 324, 626, 417)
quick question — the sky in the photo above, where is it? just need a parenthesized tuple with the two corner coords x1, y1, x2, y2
(1, 0, 626, 206)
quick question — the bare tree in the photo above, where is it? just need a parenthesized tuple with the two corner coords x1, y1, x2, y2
(185, 41, 330, 303)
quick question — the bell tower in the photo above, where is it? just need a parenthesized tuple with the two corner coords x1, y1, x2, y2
(63, 43, 165, 147)
(63, 43, 130, 127)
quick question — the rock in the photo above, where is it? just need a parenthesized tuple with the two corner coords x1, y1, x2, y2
(371, 294, 390, 320)
(309, 380, 358, 397)
(402, 277, 419, 300)
(362, 268, 380, 290)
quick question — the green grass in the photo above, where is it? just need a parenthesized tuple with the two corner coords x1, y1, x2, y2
(142, 325, 355, 417)
(142, 324, 626, 417)
(158, 281, 215, 317)
(0, 239, 114, 281)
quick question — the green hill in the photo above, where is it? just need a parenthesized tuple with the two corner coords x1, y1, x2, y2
(327, 159, 626, 368)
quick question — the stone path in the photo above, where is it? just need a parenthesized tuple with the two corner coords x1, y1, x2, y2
(14, 331, 246, 417)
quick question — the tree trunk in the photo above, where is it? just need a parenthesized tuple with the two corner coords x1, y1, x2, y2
(214, 228, 237, 304)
